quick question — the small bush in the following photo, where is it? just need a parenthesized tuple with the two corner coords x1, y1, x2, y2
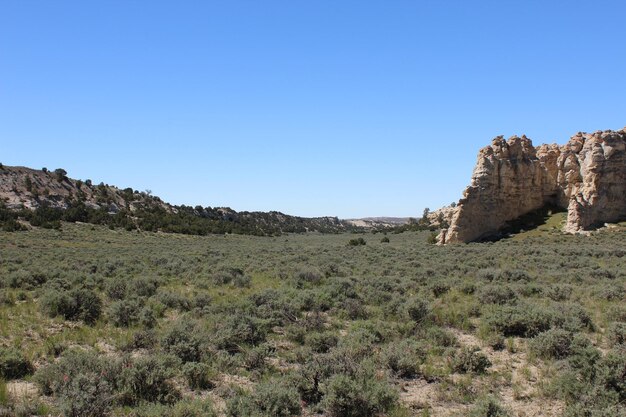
(552, 303, 594, 332)
(425, 326, 458, 348)
(483, 304, 552, 337)
(430, 282, 450, 298)
(253, 379, 302, 417)
(306, 332, 339, 353)
(105, 277, 127, 300)
(322, 370, 398, 417)
(0, 347, 33, 379)
(161, 320, 205, 363)
(243, 344, 270, 371)
(212, 267, 244, 286)
(182, 362, 216, 390)
(405, 297, 431, 325)
(40, 287, 102, 324)
(380, 236, 390, 243)
(295, 268, 322, 287)
(33, 350, 118, 416)
(118, 354, 181, 405)
(546, 284, 573, 301)
(607, 322, 626, 347)
(383, 339, 426, 378)
(347, 237, 366, 246)
(477, 285, 517, 305)
(214, 313, 268, 352)
(126, 329, 157, 350)
(468, 396, 510, 417)
(452, 346, 491, 374)
(529, 329, 574, 360)
(234, 274, 252, 288)
(129, 276, 159, 298)
(108, 298, 142, 327)
(226, 380, 301, 417)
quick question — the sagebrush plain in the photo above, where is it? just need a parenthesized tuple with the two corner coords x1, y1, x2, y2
(0, 220, 625, 416)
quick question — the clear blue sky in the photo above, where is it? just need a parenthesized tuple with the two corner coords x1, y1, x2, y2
(1, 1, 625, 218)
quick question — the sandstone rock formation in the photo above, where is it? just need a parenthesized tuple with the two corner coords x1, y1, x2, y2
(439, 128, 626, 244)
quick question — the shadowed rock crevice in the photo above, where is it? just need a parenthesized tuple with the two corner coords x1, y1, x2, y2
(439, 128, 626, 244)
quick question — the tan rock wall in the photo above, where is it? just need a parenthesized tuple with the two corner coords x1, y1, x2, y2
(439, 128, 626, 243)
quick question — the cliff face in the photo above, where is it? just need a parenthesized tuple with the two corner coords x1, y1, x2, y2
(439, 128, 626, 244)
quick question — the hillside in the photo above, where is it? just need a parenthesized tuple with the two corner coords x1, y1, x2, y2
(0, 164, 355, 236)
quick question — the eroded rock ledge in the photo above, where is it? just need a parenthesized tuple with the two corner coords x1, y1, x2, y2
(439, 128, 626, 244)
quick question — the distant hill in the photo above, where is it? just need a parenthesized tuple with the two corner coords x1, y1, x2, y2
(0, 164, 357, 235)
(346, 217, 413, 228)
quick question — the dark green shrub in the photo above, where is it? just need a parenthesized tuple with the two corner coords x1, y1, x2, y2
(306, 332, 339, 354)
(341, 298, 368, 320)
(499, 269, 530, 282)
(452, 346, 491, 374)
(483, 304, 552, 337)
(596, 348, 626, 403)
(0, 347, 33, 379)
(460, 282, 476, 295)
(40, 287, 102, 324)
(529, 329, 574, 360)
(125, 329, 157, 350)
(383, 339, 426, 378)
(405, 296, 431, 325)
(58, 372, 114, 417)
(477, 285, 517, 305)
(193, 293, 212, 310)
(108, 298, 142, 327)
(347, 237, 366, 246)
(546, 284, 573, 301)
(253, 379, 302, 417)
(53, 168, 67, 181)
(425, 326, 457, 348)
(233, 274, 252, 288)
(243, 344, 270, 371)
(5, 270, 47, 290)
(118, 354, 181, 405)
(182, 362, 216, 390)
(33, 350, 118, 415)
(135, 399, 217, 417)
(607, 322, 626, 347)
(295, 268, 322, 287)
(594, 283, 624, 301)
(0, 291, 15, 306)
(139, 305, 157, 328)
(322, 370, 398, 417)
(226, 380, 301, 417)
(129, 276, 159, 298)
(105, 277, 127, 300)
(552, 303, 594, 332)
(225, 390, 258, 417)
(212, 267, 244, 285)
(606, 305, 626, 322)
(214, 313, 268, 352)
(430, 282, 450, 298)
(161, 320, 205, 363)
(380, 236, 390, 243)
(468, 396, 510, 417)
(156, 289, 191, 311)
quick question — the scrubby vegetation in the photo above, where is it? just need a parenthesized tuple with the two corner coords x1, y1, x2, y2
(0, 220, 624, 416)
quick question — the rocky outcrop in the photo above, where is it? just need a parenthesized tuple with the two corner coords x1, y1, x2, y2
(439, 128, 626, 243)
(0, 165, 167, 212)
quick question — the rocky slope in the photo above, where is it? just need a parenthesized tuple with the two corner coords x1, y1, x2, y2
(0, 164, 354, 235)
(439, 128, 626, 243)
(0, 165, 166, 212)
